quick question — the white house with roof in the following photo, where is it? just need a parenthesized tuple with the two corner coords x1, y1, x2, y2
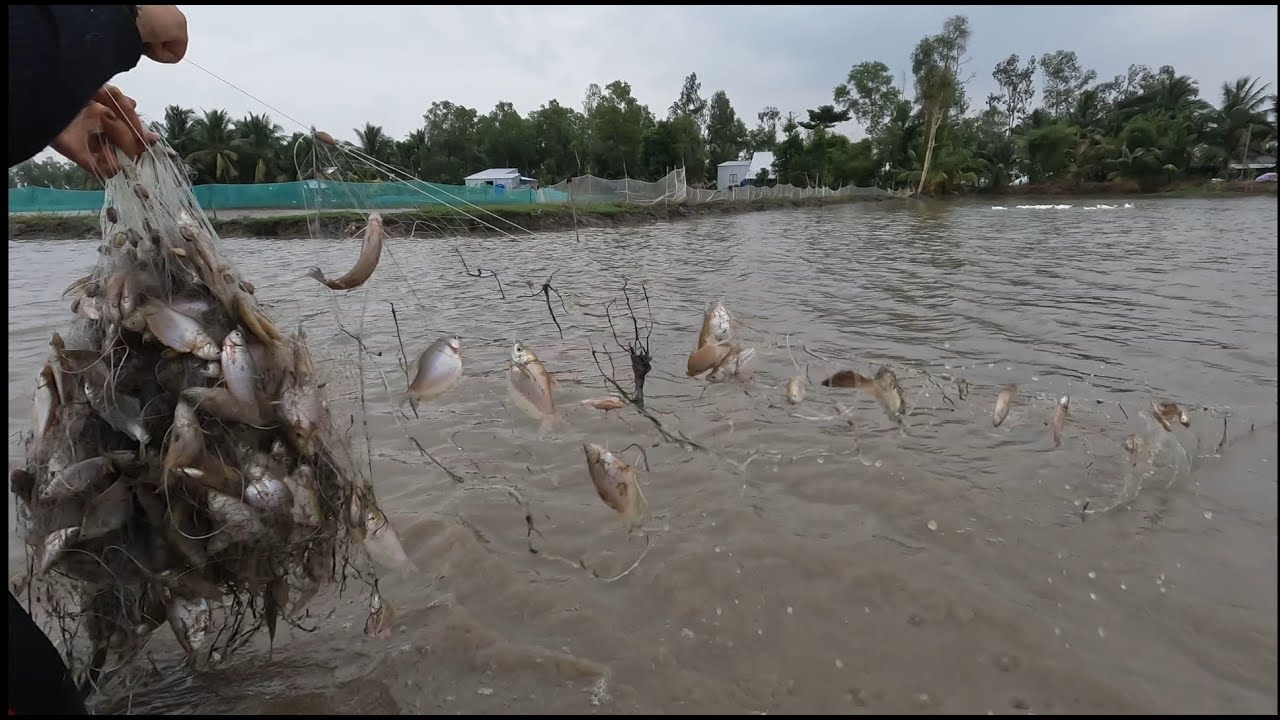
(716, 151, 777, 189)
(463, 168, 539, 190)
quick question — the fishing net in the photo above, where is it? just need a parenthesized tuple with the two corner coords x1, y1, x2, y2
(11, 142, 399, 696)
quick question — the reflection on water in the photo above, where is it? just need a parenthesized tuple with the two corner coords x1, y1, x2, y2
(7, 196, 1278, 714)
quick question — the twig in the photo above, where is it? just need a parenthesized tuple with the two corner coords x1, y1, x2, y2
(597, 534, 654, 583)
(388, 301, 418, 420)
(337, 325, 381, 356)
(1217, 416, 1227, 453)
(523, 270, 566, 339)
(453, 247, 505, 299)
(1118, 403, 1129, 420)
(408, 437, 464, 483)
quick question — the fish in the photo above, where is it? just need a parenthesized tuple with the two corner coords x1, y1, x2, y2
(31, 366, 59, 441)
(872, 366, 906, 423)
(583, 443, 645, 525)
(39, 456, 115, 503)
(168, 295, 214, 318)
(1051, 395, 1070, 448)
(284, 465, 322, 528)
(1151, 401, 1191, 432)
(278, 384, 327, 458)
(580, 396, 627, 412)
(364, 504, 417, 577)
(697, 301, 733, 349)
(38, 527, 80, 575)
(243, 456, 293, 512)
(786, 376, 805, 404)
(230, 291, 282, 344)
(166, 596, 212, 664)
(162, 400, 204, 486)
(79, 481, 134, 540)
(992, 384, 1017, 427)
(120, 273, 154, 332)
(406, 336, 463, 405)
(81, 381, 151, 444)
(142, 300, 221, 360)
(686, 341, 734, 377)
(305, 212, 384, 290)
(220, 329, 258, 406)
(205, 491, 268, 552)
(10, 468, 36, 505)
(183, 386, 270, 427)
(708, 346, 756, 383)
(820, 370, 874, 389)
(506, 341, 557, 421)
(364, 588, 395, 640)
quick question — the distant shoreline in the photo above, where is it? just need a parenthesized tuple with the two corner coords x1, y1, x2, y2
(7, 194, 904, 241)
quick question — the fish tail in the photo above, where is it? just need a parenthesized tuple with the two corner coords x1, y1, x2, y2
(304, 267, 326, 285)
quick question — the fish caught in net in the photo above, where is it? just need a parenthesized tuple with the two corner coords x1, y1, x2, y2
(11, 143, 401, 695)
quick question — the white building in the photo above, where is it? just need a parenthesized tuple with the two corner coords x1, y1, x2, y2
(716, 152, 777, 189)
(716, 159, 750, 190)
(463, 168, 538, 190)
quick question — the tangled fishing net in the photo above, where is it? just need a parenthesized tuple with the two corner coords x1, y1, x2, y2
(11, 143, 393, 695)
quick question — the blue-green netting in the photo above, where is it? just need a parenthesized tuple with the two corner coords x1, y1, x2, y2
(9, 181, 572, 213)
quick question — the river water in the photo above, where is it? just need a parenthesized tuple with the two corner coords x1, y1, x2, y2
(8, 197, 1278, 714)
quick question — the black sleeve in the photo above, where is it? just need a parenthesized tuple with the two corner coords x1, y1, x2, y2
(7, 5, 145, 168)
(8, 591, 88, 715)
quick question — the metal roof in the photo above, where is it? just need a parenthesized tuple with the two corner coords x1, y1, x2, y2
(717, 159, 751, 167)
(464, 168, 521, 181)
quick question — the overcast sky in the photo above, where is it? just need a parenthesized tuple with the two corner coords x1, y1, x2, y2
(80, 5, 1280, 146)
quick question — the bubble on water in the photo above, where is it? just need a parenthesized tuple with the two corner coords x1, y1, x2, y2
(757, 628, 764, 636)
(1089, 592, 1098, 601)
(874, 460, 883, 468)
(1032, 376, 1040, 382)
(864, 606, 871, 614)
(478, 687, 494, 696)
(1120, 583, 1127, 591)
(1053, 626, 1062, 636)
(1087, 571, 1096, 579)
(786, 606, 794, 615)
(714, 546, 722, 553)
(1047, 577, 1053, 584)
(927, 520, 938, 531)
(817, 457, 824, 464)
(1097, 626, 1107, 639)
(835, 658, 845, 669)
(680, 628, 695, 639)
(1159, 586, 1167, 594)
(716, 607, 722, 616)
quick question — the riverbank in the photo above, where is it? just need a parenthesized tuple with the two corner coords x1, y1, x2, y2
(8, 194, 901, 241)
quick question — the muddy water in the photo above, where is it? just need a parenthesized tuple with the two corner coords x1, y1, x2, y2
(8, 197, 1277, 714)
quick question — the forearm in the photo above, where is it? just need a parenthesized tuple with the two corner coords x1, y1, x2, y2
(7, 5, 144, 167)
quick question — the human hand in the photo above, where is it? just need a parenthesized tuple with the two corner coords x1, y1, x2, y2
(135, 5, 189, 64)
(51, 86, 159, 177)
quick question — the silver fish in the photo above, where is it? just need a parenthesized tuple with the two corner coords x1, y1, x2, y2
(206, 492, 268, 550)
(31, 366, 59, 441)
(1052, 395, 1070, 448)
(284, 465, 322, 528)
(79, 480, 133, 540)
(580, 396, 626, 411)
(39, 456, 114, 503)
(82, 381, 150, 444)
(364, 588, 395, 640)
(697, 301, 734, 349)
(166, 596, 212, 663)
(708, 346, 756, 383)
(306, 212, 384, 290)
(406, 336, 463, 405)
(163, 400, 204, 485)
(873, 366, 906, 423)
(279, 385, 326, 458)
(364, 505, 417, 577)
(506, 341, 557, 420)
(183, 386, 269, 427)
(243, 455, 293, 512)
(168, 295, 214, 318)
(583, 443, 645, 524)
(38, 527, 80, 575)
(142, 300, 220, 360)
(992, 384, 1017, 427)
(220, 329, 258, 406)
(786, 376, 805, 404)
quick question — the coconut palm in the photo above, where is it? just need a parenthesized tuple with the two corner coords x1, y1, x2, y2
(233, 113, 285, 183)
(186, 109, 240, 183)
(1211, 76, 1274, 167)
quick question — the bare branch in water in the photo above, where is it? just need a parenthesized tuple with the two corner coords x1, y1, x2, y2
(1217, 416, 1228, 453)
(589, 339, 703, 451)
(337, 325, 381, 357)
(387, 301, 418, 420)
(453, 247, 505, 299)
(1118, 403, 1129, 420)
(522, 270, 567, 339)
(407, 437, 463, 483)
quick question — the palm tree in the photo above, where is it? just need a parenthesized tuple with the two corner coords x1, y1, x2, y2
(186, 109, 240, 183)
(233, 113, 285, 183)
(159, 105, 196, 157)
(354, 123, 394, 162)
(1212, 76, 1274, 169)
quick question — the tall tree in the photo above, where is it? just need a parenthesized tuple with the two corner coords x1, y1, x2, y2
(186, 109, 240, 183)
(705, 90, 748, 169)
(233, 113, 284, 183)
(911, 14, 971, 194)
(585, 80, 653, 178)
(669, 72, 707, 127)
(527, 99, 586, 183)
(834, 61, 903, 140)
(421, 100, 482, 184)
(991, 53, 1037, 132)
(1040, 50, 1097, 116)
(746, 106, 781, 152)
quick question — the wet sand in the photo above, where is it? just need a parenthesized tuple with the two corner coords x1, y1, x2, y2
(8, 197, 1277, 714)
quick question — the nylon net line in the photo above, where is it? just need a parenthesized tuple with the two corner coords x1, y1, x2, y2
(12, 142, 395, 699)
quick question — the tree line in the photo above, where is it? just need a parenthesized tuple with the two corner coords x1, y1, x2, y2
(9, 14, 1277, 195)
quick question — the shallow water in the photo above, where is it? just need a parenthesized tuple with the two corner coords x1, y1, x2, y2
(8, 196, 1278, 714)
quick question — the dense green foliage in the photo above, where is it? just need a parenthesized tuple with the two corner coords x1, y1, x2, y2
(9, 15, 1276, 195)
